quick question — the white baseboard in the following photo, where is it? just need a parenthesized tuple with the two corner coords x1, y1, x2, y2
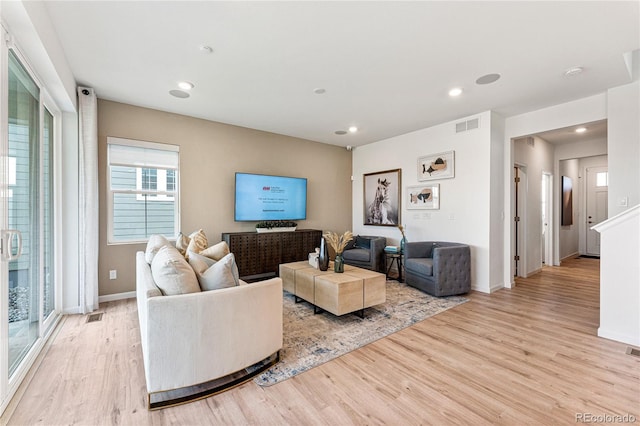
(527, 267, 542, 277)
(62, 306, 80, 315)
(561, 251, 580, 262)
(471, 284, 490, 294)
(489, 281, 504, 293)
(598, 327, 640, 347)
(99, 291, 136, 304)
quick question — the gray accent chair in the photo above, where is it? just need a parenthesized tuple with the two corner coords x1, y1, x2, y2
(404, 241, 471, 296)
(341, 235, 387, 273)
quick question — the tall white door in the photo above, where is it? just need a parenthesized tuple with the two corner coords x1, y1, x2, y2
(586, 166, 608, 256)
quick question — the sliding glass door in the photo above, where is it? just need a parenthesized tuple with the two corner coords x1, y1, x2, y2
(1, 46, 59, 409)
(7, 50, 41, 377)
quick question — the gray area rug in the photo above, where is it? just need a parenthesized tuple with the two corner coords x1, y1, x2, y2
(254, 280, 467, 386)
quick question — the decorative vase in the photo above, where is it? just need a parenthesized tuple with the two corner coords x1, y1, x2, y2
(319, 237, 329, 271)
(400, 236, 407, 253)
(334, 253, 344, 273)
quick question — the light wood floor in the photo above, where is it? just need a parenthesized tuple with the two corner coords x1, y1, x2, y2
(4, 257, 639, 425)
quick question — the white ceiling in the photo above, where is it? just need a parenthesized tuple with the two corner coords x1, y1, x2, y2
(534, 119, 608, 146)
(43, 1, 639, 147)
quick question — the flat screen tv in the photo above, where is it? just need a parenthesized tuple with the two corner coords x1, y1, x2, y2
(234, 172, 307, 222)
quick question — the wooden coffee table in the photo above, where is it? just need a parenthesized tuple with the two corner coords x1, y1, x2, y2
(279, 261, 386, 318)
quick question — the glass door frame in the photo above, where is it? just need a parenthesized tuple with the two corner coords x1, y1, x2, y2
(0, 31, 63, 415)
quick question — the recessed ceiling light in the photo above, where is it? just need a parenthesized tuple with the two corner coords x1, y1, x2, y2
(348, 126, 358, 133)
(178, 81, 194, 90)
(476, 73, 501, 85)
(314, 88, 326, 95)
(335, 130, 347, 135)
(169, 90, 190, 99)
(575, 127, 587, 133)
(564, 67, 584, 77)
(449, 87, 463, 97)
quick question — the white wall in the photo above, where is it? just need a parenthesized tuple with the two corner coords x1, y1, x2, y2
(594, 206, 640, 346)
(489, 112, 505, 290)
(352, 111, 500, 293)
(559, 159, 580, 260)
(607, 81, 640, 217)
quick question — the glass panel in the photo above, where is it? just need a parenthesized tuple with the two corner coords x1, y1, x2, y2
(166, 170, 176, 192)
(43, 108, 54, 319)
(112, 193, 175, 242)
(141, 168, 157, 191)
(8, 51, 40, 377)
(596, 172, 608, 187)
(110, 165, 137, 190)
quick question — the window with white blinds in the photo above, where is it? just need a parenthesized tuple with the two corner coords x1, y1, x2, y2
(107, 137, 180, 244)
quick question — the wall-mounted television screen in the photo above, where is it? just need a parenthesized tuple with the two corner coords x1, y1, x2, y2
(234, 172, 307, 221)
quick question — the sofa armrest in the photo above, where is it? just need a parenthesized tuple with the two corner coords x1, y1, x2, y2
(370, 237, 386, 271)
(143, 277, 283, 393)
(432, 245, 471, 290)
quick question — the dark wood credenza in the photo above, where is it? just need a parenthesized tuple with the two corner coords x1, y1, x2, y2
(222, 229, 322, 281)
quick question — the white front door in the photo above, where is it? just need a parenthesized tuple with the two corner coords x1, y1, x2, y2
(585, 167, 608, 256)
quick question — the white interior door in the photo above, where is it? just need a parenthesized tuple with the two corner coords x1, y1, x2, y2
(541, 173, 552, 265)
(586, 166, 608, 256)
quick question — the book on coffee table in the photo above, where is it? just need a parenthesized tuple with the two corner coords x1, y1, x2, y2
(384, 246, 400, 253)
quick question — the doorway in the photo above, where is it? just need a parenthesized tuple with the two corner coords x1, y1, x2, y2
(513, 165, 527, 277)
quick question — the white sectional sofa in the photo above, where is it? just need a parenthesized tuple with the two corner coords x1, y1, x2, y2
(136, 251, 283, 409)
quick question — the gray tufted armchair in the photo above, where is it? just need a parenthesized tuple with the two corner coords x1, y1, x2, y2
(341, 235, 387, 273)
(404, 241, 471, 296)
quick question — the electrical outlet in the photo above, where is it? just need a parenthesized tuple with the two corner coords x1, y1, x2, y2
(449, 213, 455, 220)
(109, 270, 117, 280)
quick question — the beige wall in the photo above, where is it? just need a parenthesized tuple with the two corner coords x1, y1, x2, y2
(98, 100, 352, 296)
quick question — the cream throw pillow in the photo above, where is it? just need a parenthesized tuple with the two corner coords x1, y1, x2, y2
(199, 241, 230, 261)
(145, 234, 171, 264)
(151, 245, 201, 295)
(187, 251, 216, 269)
(188, 252, 240, 291)
(175, 232, 190, 255)
(185, 229, 208, 258)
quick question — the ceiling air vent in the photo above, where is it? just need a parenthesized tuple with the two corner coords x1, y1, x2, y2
(455, 117, 480, 133)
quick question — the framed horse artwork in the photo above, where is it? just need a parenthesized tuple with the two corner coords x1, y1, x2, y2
(363, 169, 401, 226)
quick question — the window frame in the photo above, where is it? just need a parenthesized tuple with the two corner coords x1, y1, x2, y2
(106, 137, 180, 245)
